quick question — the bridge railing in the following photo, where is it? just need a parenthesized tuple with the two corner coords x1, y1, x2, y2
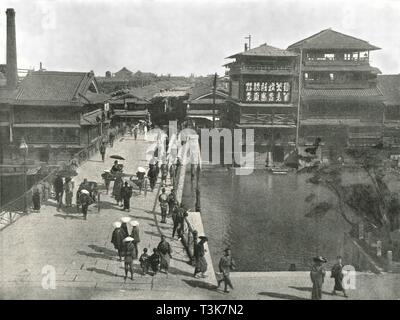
(0, 135, 107, 231)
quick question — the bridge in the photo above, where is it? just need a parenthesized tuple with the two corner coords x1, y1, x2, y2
(1, 133, 400, 299)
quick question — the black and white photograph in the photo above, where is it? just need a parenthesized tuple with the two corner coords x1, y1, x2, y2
(1, 0, 400, 307)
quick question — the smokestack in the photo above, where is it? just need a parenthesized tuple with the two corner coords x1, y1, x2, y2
(6, 8, 17, 89)
(244, 43, 248, 51)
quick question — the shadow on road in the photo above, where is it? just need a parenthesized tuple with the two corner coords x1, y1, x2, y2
(88, 244, 117, 257)
(182, 279, 220, 292)
(289, 286, 334, 296)
(86, 267, 121, 278)
(54, 213, 83, 220)
(76, 250, 115, 261)
(258, 291, 308, 300)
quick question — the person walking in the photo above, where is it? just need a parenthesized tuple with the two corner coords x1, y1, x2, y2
(149, 248, 160, 276)
(133, 125, 138, 140)
(169, 162, 176, 187)
(331, 256, 348, 297)
(310, 256, 327, 300)
(64, 177, 74, 207)
(160, 161, 168, 186)
(99, 141, 107, 162)
(111, 221, 124, 261)
(121, 181, 133, 211)
(167, 189, 176, 216)
(194, 236, 208, 278)
(109, 129, 115, 147)
(101, 170, 112, 194)
(139, 248, 150, 275)
(54, 174, 64, 211)
(32, 186, 41, 212)
(79, 190, 92, 220)
(217, 248, 236, 293)
(176, 203, 188, 240)
(171, 201, 180, 238)
(130, 220, 141, 259)
(148, 165, 157, 191)
(123, 236, 136, 281)
(112, 174, 124, 207)
(157, 235, 172, 274)
(158, 188, 168, 223)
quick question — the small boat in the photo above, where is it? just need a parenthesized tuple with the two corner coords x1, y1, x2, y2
(269, 167, 289, 175)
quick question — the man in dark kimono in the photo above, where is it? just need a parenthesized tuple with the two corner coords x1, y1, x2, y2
(171, 201, 180, 238)
(121, 181, 133, 211)
(157, 235, 172, 274)
(167, 189, 176, 216)
(218, 248, 236, 293)
(79, 191, 92, 220)
(54, 175, 64, 210)
(331, 256, 348, 297)
(149, 248, 160, 275)
(194, 236, 208, 278)
(111, 221, 124, 261)
(148, 165, 157, 191)
(310, 256, 327, 300)
(123, 237, 136, 281)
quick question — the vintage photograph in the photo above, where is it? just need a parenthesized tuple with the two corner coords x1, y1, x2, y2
(1, 0, 400, 302)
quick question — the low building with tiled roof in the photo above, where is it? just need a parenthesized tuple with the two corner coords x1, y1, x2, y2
(1, 70, 110, 164)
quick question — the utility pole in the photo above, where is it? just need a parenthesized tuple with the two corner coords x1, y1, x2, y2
(245, 34, 251, 50)
(295, 49, 303, 150)
(212, 73, 217, 128)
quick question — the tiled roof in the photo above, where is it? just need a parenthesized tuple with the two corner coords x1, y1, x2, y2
(287, 29, 380, 51)
(188, 83, 228, 101)
(15, 71, 97, 106)
(302, 87, 383, 99)
(113, 109, 148, 117)
(377, 74, 400, 106)
(85, 92, 110, 104)
(109, 92, 151, 105)
(227, 43, 298, 59)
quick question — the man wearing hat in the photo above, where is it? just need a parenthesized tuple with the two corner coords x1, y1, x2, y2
(123, 236, 136, 281)
(194, 236, 208, 278)
(158, 188, 169, 223)
(310, 256, 327, 300)
(218, 248, 236, 293)
(130, 220, 141, 259)
(331, 256, 348, 298)
(167, 189, 176, 216)
(111, 221, 124, 261)
(157, 235, 172, 274)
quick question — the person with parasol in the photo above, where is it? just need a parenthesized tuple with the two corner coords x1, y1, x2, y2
(193, 236, 208, 278)
(310, 256, 327, 300)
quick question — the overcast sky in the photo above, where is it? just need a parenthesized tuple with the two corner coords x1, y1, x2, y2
(1, 0, 399, 77)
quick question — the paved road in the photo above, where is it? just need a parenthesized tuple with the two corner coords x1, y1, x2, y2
(1, 134, 400, 300)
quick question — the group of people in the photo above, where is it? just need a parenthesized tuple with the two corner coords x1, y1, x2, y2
(111, 218, 172, 279)
(310, 255, 349, 300)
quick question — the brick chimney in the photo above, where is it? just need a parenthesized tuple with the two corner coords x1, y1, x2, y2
(6, 8, 17, 89)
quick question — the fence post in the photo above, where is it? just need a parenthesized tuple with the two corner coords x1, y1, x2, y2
(358, 221, 364, 240)
(387, 250, 393, 272)
(377, 240, 382, 257)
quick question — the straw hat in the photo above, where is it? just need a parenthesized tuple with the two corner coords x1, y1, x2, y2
(137, 167, 146, 173)
(130, 220, 139, 227)
(112, 221, 122, 228)
(121, 217, 131, 223)
(80, 189, 90, 195)
(123, 236, 134, 242)
(313, 256, 327, 263)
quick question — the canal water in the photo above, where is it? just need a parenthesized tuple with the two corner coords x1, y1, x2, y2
(182, 166, 351, 272)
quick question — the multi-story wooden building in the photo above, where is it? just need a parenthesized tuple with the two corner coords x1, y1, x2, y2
(2, 70, 108, 164)
(225, 43, 299, 165)
(109, 91, 151, 125)
(287, 29, 384, 159)
(378, 74, 400, 149)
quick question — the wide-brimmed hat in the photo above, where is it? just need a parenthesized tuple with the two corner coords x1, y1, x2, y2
(199, 236, 208, 241)
(80, 189, 90, 195)
(130, 220, 139, 227)
(103, 169, 111, 173)
(137, 167, 146, 173)
(121, 217, 131, 223)
(112, 221, 122, 228)
(313, 256, 327, 263)
(123, 236, 134, 242)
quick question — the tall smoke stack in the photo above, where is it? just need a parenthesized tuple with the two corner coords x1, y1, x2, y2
(6, 8, 17, 89)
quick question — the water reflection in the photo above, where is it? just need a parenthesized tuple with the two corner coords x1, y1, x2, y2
(193, 169, 351, 272)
